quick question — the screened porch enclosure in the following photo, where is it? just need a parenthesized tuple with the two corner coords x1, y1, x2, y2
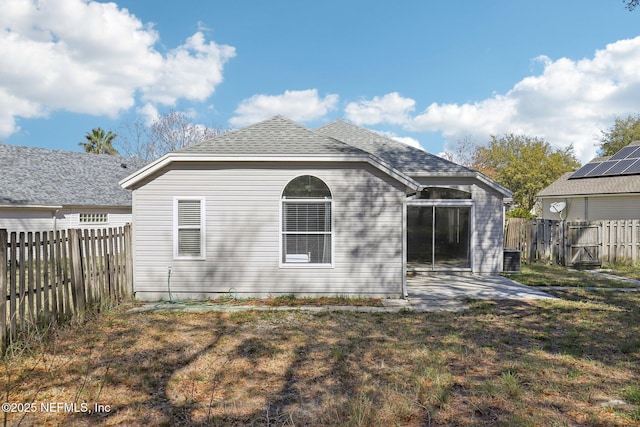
(407, 205, 471, 269)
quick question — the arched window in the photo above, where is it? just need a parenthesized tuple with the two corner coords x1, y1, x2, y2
(281, 176, 332, 265)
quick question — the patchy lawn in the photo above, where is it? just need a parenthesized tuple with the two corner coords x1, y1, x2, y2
(175, 295, 384, 308)
(2, 285, 639, 427)
(506, 263, 640, 288)
(600, 264, 640, 281)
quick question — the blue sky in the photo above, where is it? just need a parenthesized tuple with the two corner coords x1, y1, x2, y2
(1, 0, 639, 163)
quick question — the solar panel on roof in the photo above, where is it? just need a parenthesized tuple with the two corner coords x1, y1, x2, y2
(610, 145, 639, 160)
(602, 158, 636, 175)
(569, 162, 600, 179)
(628, 145, 640, 159)
(622, 158, 640, 175)
(585, 160, 618, 177)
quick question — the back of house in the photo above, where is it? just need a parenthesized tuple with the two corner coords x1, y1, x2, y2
(121, 116, 512, 301)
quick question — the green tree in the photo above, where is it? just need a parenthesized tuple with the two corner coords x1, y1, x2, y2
(78, 128, 119, 155)
(474, 134, 580, 212)
(597, 114, 640, 157)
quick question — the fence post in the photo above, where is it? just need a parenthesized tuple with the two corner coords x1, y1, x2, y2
(124, 224, 133, 299)
(108, 229, 116, 301)
(0, 229, 7, 353)
(633, 220, 639, 264)
(528, 219, 535, 263)
(560, 221, 566, 265)
(69, 229, 86, 318)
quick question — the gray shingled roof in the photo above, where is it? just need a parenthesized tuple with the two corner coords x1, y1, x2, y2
(315, 119, 474, 175)
(123, 115, 510, 196)
(180, 115, 367, 156)
(538, 171, 640, 197)
(179, 116, 472, 175)
(0, 144, 147, 207)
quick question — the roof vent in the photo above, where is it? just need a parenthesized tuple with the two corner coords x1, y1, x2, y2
(121, 163, 127, 169)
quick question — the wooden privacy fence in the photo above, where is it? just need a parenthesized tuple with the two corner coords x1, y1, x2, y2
(505, 218, 640, 266)
(0, 226, 133, 352)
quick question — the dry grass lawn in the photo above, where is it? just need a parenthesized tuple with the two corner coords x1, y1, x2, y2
(1, 282, 639, 426)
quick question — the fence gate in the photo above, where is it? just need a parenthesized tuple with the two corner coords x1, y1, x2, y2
(566, 223, 601, 267)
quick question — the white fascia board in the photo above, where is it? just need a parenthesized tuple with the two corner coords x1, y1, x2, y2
(120, 152, 420, 191)
(63, 204, 132, 210)
(119, 152, 174, 189)
(538, 192, 640, 199)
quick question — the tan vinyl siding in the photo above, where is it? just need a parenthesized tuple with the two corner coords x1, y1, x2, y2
(541, 195, 640, 221)
(586, 196, 640, 220)
(540, 198, 584, 221)
(131, 162, 406, 300)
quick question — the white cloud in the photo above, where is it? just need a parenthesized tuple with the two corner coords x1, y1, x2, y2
(391, 135, 423, 150)
(137, 103, 160, 127)
(345, 92, 415, 125)
(346, 37, 640, 163)
(0, 0, 235, 137)
(229, 89, 339, 127)
(144, 32, 235, 105)
(377, 131, 423, 150)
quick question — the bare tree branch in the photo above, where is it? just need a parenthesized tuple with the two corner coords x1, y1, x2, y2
(625, 0, 640, 11)
(115, 110, 225, 162)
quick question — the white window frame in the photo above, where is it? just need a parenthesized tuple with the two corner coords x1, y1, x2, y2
(279, 177, 334, 269)
(173, 197, 206, 260)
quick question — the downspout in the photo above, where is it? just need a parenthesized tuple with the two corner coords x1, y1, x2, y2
(402, 196, 408, 298)
(52, 209, 60, 234)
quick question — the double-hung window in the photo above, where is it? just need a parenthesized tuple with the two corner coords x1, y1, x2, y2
(281, 176, 332, 266)
(173, 197, 205, 259)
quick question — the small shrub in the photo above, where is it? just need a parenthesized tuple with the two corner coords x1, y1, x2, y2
(500, 370, 522, 397)
(347, 392, 376, 426)
(507, 207, 535, 219)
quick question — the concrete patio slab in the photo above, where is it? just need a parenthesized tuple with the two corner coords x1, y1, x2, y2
(407, 274, 556, 301)
(129, 274, 556, 315)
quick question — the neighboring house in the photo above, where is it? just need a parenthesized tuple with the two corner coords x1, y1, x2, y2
(0, 144, 146, 233)
(538, 141, 640, 221)
(120, 116, 512, 300)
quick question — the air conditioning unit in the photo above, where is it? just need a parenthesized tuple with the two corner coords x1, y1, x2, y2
(503, 249, 521, 273)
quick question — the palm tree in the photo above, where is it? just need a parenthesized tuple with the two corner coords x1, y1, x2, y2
(79, 128, 119, 155)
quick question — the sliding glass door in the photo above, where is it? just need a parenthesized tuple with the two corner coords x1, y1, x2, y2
(407, 205, 471, 269)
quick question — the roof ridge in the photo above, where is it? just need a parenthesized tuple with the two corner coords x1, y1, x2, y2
(320, 119, 399, 146)
(318, 119, 475, 173)
(182, 114, 326, 152)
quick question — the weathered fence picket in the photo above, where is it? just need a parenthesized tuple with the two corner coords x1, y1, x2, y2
(505, 218, 640, 266)
(0, 225, 132, 352)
